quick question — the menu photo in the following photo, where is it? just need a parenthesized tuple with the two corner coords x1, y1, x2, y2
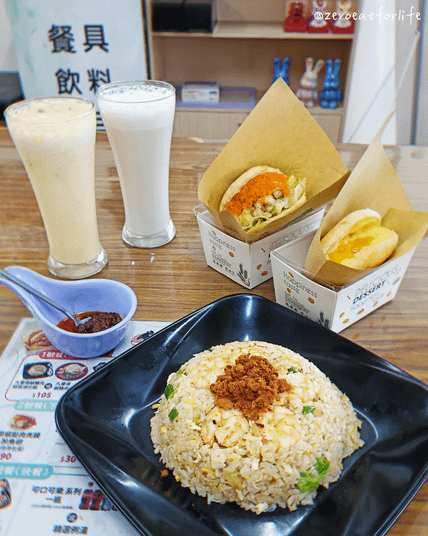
(0, 318, 168, 535)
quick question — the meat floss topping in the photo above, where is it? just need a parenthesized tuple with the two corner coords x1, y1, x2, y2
(210, 353, 291, 421)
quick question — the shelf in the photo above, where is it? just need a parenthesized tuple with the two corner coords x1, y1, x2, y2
(308, 106, 345, 115)
(146, 0, 357, 142)
(173, 105, 344, 141)
(177, 86, 255, 109)
(153, 21, 355, 40)
(176, 98, 343, 116)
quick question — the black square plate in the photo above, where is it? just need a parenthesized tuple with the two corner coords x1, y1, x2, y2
(55, 294, 428, 536)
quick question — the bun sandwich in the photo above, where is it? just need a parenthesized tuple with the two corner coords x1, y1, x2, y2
(24, 329, 51, 350)
(220, 165, 306, 235)
(320, 208, 398, 269)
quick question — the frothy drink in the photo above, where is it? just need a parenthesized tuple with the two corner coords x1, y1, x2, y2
(5, 98, 107, 278)
(97, 81, 176, 248)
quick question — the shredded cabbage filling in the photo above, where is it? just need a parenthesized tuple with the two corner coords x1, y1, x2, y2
(237, 176, 306, 230)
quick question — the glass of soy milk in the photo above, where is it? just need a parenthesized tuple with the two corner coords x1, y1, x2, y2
(96, 81, 176, 248)
(5, 97, 108, 279)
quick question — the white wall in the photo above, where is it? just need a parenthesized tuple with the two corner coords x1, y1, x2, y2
(343, 0, 397, 144)
(342, 0, 423, 145)
(0, 0, 18, 70)
(415, 0, 428, 144)
(395, 0, 422, 145)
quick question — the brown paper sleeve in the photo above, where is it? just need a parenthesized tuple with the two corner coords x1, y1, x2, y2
(304, 141, 428, 286)
(198, 78, 350, 242)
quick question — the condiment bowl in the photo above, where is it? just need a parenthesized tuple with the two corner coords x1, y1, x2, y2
(1, 266, 137, 358)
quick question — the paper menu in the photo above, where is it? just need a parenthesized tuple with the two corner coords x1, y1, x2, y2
(0, 318, 168, 535)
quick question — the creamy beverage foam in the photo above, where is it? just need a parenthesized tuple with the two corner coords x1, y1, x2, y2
(6, 98, 103, 265)
(97, 84, 175, 238)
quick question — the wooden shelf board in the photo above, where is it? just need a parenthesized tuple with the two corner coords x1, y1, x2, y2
(176, 104, 344, 116)
(152, 22, 355, 40)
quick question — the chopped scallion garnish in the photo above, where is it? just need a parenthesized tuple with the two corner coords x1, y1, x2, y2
(168, 408, 178, 422)
(297, 456, 330, 493)
(164, 384, 176, 399)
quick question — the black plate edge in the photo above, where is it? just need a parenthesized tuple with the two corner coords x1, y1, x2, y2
(57, 294, 428, 399)
(55, 300, 225, 536)
(54, 429, 221, 536)
(54, 293, 428, 536)
(377, 469, 428, 536)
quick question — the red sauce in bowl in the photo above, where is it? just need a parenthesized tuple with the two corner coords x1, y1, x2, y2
(57, 311, 122, 334)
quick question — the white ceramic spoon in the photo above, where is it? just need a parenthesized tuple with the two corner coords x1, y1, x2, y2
(0, 269, 91, 328)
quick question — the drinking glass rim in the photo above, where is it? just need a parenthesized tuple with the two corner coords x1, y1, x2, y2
(5, 97, 95, 124)
(96, 80, 175, 103)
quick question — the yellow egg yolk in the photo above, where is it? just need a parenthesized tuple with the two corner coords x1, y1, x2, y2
(328, 236, 375, 264)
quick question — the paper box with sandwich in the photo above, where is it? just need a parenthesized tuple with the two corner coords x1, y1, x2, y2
(196, 78, 350, 287)
(272, 139, 428, 332)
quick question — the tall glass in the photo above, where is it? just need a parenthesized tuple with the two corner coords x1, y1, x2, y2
(96, 81, 176, 248)
(5, 97, 107, 279)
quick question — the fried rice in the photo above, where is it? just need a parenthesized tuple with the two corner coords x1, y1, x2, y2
(150, 341, 364, 514)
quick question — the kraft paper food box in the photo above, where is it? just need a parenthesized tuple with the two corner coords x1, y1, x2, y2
(272, 140, 428, 332)
(195, 204, 325, 289)
(197, 77, 350, 244)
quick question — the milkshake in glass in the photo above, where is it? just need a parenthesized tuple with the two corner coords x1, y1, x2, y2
(97, 81, 176, 248)
(5, 97, 107, 279)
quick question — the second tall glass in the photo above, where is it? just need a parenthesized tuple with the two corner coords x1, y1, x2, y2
(97, 81, 176, 248)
